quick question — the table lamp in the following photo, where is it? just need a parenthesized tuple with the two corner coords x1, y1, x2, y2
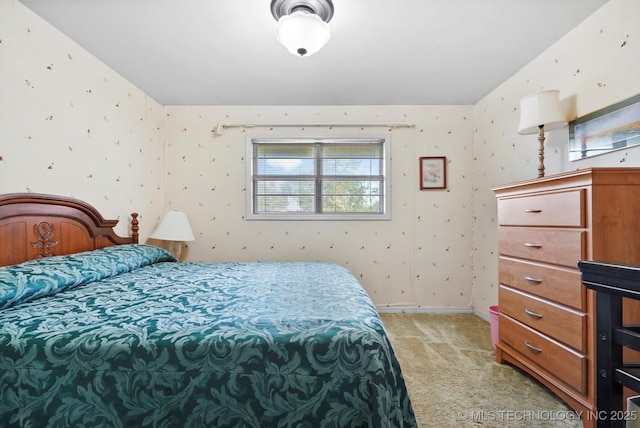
(149, 211, 195, 261)
(518, 90, 567, 178)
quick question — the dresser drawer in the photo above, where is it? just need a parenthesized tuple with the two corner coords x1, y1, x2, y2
(499, 257, 584, 310)
(497, 190, 584, 227)
(499, 285, 586, 352)
(499, 314, 587, 394)
(498, 227, 585, 268)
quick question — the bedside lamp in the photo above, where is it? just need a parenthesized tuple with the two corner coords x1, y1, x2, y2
(149, 211, 195, 261)
(518, 90, 567, 178)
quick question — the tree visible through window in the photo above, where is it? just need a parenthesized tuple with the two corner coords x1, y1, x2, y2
(246, 137, 390, 220)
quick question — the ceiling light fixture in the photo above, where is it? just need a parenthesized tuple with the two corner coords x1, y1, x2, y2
(271, 0, 334, 57)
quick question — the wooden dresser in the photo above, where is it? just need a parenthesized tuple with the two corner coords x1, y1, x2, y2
(493, 168, 640, 427)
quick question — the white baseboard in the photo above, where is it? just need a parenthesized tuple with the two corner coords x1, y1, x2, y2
(473, 307, 491, 322)
(375, 306, 473, 314)
(375, 306, 491, 323)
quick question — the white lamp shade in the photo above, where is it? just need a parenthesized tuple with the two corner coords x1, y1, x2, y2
(275, 11, 330, 57)
(149, 211, 195, 242)
(518, 90, 567, 135)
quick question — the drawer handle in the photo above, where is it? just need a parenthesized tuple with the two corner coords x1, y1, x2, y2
(524, 275, 543, 284)
(524, 341, 542, 353)
(524, 209, 542, 213)
(525, 308, 543, 319)
(524, 243, 542, 248)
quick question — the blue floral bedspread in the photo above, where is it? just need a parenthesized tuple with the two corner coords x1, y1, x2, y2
(0, 244, 416, 427)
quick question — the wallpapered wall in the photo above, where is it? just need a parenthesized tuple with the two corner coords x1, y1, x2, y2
(0, 0, 476, 310)
(472, 0, 640, 316)
(0, 0, 165, 238)
(1, 0, 639, 312)
(163, 106, 475, 309)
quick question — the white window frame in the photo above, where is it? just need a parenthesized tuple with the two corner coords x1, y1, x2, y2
(245, 135, 391, 220)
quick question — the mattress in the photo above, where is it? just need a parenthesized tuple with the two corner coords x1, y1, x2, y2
(0, 244, 416, 427)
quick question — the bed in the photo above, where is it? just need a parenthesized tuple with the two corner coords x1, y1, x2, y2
(0, 193, 416, 427)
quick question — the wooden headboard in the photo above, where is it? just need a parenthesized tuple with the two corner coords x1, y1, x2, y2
(0, 193, 138, 267)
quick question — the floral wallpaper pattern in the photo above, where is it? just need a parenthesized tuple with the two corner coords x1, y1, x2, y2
(472, 0, 640, 315)
(163, 106, 475, 309)
(1, 0, 638, 312)
(0, 0, 164, 238)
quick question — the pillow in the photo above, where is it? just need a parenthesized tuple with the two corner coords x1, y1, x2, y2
(0, 244, 176, 310)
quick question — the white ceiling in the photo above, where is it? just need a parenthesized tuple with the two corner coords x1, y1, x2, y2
(20, 0, 609, 106)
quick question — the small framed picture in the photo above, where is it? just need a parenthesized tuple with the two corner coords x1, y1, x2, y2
(419, 156, 446, 190)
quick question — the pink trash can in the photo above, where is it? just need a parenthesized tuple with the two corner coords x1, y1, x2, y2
(489, 305, 499, 351)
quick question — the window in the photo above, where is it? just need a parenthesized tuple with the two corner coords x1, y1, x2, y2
(246, 136, 390, 220)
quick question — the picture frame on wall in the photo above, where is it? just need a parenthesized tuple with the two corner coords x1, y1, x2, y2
(419, 156, 446, 190)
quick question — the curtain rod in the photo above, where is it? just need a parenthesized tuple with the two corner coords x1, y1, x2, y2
(213, 122, 415, 135)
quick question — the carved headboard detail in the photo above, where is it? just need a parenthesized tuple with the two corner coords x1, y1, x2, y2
(0, 193, 138, 266)
(31, 221, 59, 258)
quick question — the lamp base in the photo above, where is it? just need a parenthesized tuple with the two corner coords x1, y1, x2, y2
(537, 126, 545, 178)
(165, 241, 183, 261)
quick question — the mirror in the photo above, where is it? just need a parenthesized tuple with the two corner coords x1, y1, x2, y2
(569, 93, 640, 161)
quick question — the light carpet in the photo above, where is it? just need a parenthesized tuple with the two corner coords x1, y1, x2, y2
(380, 313, 583, 427)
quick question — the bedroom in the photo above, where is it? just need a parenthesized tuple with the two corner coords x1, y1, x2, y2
(1, 0, 639, 426)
